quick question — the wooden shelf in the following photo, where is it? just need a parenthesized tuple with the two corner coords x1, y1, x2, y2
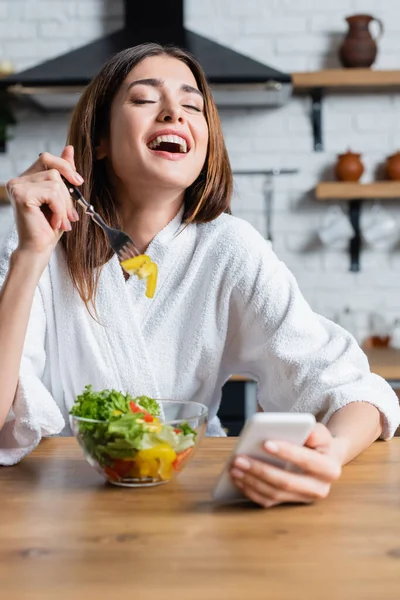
(292, 70, 400, 152)
(316, 182, 400, 200)
(0, 186, 7, 203)
(292, 69, 400, 89)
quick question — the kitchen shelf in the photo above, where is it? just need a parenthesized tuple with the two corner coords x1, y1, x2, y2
(292, 69, 400, 88)
(315, 181, 400, 273)
(0, 186, 7, 202)
(316, 182, 400, 200)
(292, 69, 400, 152)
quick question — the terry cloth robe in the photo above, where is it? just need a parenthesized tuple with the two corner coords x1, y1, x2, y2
(0, 209, 399, 465)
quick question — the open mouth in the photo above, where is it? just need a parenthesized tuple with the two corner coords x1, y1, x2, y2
(147, 134, 188, 154)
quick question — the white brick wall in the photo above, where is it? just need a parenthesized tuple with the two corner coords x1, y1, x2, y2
(1, 0, 400, 341)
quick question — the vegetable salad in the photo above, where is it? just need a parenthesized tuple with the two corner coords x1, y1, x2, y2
(70, 386, 197, 482)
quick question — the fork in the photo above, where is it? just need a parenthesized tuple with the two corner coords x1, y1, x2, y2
(62, 176, 140, 261)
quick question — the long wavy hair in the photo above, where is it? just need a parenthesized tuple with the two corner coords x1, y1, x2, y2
(62, 43, 233, 313)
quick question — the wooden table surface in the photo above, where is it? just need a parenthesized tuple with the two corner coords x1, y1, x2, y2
(1, 437, 400, 600)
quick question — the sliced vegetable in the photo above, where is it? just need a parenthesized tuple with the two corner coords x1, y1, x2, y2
(120, 254, 158, 298)
(104, 466, 120, 482)
(135, 444, 177, 480)
(129, 401, 153, 422)
(111, 459, 134, 478)
(172, 447, 194, 472)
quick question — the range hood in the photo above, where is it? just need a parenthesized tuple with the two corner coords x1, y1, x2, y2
(0, 0, 292, 109)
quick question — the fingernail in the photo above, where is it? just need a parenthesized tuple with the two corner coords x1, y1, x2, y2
(264, 441, 279, 453)
(71, 209, 79, 222)
(264, 500, 275, 508)
(64, 220, 72, 231)
(74, 173, 84, 184)
(55, 219, 62, 230)
(234, 457, 251, 471)
(231, 468, 244, 479)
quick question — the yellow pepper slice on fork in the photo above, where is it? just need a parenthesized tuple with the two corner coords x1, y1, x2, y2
(120, 255, 158, 298)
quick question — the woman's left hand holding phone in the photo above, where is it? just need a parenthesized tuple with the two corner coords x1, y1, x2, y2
(230, 423, 344, 508)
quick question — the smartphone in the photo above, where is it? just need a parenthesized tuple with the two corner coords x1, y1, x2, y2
(212, 412, 316, 503)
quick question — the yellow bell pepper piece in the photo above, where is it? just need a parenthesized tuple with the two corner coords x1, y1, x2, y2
(120, 254, 158, 298)
(135, 443, 177, 481)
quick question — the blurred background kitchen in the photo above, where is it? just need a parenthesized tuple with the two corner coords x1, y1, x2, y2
(1, 0, 400, 433)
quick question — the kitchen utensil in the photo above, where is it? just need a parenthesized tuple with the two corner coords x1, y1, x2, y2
(233, 168, 299, 246)
(360, 203, 398, 249)
(62, 177, 140, 261)
(318, 205, 354, 249)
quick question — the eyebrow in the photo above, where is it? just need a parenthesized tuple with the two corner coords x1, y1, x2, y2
(126, 78, 203, 98)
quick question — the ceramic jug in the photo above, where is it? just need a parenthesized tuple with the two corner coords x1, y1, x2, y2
(335, 150, 364, 182)
(339, 14, 384, 68)
(385, 152, 400, 181)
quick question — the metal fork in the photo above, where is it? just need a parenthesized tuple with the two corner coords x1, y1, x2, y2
(62, 176, 140, 261)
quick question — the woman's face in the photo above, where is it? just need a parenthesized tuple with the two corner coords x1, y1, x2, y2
(100, 55, 209, 195)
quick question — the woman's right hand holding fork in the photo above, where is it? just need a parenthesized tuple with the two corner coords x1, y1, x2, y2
(6, 145, 83, 263)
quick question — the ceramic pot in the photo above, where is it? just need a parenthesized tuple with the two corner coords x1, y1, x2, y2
(385, 152, 400, 181)
(335, 150, 364, 182)
(339, 14, 384, 68)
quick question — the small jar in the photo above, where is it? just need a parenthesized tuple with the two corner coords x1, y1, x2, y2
(335, 150, 364, 182)
(385, 151, 400, 181)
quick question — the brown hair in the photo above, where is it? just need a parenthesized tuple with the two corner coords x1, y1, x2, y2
(63, 42, 232, 313)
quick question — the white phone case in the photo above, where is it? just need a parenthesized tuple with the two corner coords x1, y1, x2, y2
(212, 412, 316, 503)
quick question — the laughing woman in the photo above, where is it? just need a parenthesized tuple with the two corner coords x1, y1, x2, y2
(0, 43, 399, 507)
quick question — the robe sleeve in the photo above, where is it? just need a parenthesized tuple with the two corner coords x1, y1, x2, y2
(0, 229, 64, 465)
(223, 222, 400, 439)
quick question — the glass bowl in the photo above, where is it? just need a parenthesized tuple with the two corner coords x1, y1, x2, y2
(71, 400, 208, 487)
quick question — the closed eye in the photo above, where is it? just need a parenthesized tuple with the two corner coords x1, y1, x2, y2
(131, 99, 156, 105)
(183, 105, 202, 112)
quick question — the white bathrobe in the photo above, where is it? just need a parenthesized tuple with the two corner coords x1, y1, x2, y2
(1, 209, 399, 465)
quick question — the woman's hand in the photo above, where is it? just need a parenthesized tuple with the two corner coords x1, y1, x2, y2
(229, 423, 344, 508)
(6, 146, 83, 261)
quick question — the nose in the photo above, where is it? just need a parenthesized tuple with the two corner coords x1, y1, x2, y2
(157, 100, 185, 124)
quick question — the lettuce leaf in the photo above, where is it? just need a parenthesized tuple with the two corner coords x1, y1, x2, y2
(136, 396, 160, 416)
(70, 385, 132, 421)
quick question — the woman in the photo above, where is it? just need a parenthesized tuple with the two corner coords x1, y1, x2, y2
(0, 43, 399, 508)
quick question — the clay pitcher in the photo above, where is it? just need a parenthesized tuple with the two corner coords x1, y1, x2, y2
(385, 152, 400, 181)
(339, 14, 384, 68)
(335, 150, 364, 182)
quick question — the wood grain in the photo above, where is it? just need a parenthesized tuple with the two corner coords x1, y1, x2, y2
(1, 437, 400, 600)
(292, 69, 400, 88)
(315, 182, 400, 200)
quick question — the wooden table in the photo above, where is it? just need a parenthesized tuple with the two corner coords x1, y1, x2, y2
(1, 438, 400, 600)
